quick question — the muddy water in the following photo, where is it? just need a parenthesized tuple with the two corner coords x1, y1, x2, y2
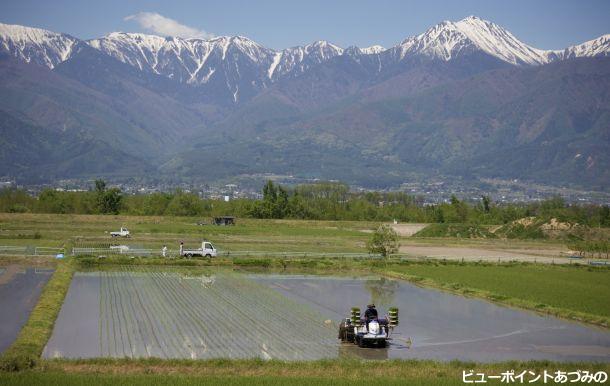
(42, 274, 101, 358)
(0, 266, 53, 353)
(252, 275, 610, 362)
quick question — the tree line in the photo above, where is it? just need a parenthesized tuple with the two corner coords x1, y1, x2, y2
(1, 180, 609, 227)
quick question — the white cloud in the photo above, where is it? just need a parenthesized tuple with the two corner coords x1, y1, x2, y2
(124, 12, 214, 39)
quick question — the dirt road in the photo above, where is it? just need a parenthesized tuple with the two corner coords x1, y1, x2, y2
(399, 245, 576, 264)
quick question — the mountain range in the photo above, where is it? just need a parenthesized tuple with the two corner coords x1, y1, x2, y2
(0, 16, 608, 189)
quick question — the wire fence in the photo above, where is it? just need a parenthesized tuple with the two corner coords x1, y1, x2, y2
(70, 247, 382, 259)
(219, 251, 383, 259)
(72, 247, 153, 257)
(1, 245, 605, 265)
(0, 245, 65, 256)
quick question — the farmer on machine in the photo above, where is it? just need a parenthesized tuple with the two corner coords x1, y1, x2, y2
(364, 304, 378, 331)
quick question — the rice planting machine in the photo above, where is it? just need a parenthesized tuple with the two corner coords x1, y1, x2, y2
(338, 306, 399, 348)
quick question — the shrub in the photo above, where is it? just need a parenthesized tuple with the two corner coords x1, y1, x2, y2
(367, 224, 400, 257)
(0, 354, 36, 371)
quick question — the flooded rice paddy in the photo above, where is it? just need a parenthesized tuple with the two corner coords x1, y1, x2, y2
(44, 269, 337, 360)
(43, 269, 610, 362)
(0, 265, 53, 353)
(254, 275, 610, 362)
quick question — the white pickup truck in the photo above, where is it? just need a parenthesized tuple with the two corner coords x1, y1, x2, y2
(110, 227, 131, 238)
(180, 241, 217, 258)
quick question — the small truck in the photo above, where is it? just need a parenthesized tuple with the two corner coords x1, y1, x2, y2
(110, 227, 130, 238)
(180, 241, 217, 258)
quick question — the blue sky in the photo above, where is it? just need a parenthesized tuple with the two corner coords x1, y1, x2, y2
(1, 0, 608, 50)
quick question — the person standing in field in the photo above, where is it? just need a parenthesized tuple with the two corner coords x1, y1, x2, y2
(179, 241, 184, 257)
(162, 245, 167, 258)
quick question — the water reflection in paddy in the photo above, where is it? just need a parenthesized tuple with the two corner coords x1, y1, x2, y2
(252, 274, 610, 362)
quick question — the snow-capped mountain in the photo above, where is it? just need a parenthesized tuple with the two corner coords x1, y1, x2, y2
(0, 23, 82, 68)
(0, 16, 608, 104)
(89, 33, 274, 86)
(390, 16, 548, 65)
(88, 34, 346, 100)
(0, 18, 608, 189)
(267, 40, 344, 79)
(90, 33, 345, 82)
(361, 45, 386, 55)
(549, 34, 610, 61)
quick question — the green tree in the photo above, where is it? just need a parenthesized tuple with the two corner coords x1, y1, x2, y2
(165, 191, 203, 217)
(250, 180, 291, 219)
(367, 224, 400, 257)
(37, 189, 72, 213)
(94, 179, 122, 214)
(0, 188, 35, 213)
(276, 186, 289, 218)
(600, 205, 610, 227)
(143, 192, 172, 215)
(482, 195, 491, 213)
(94, 179, 106, 194)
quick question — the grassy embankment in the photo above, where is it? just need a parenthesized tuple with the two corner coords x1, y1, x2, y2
(3, 359, 610, 386)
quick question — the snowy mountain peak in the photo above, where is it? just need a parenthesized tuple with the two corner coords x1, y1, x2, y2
(551, 34, 610, 60)
(361, 45, 385, 54)
(265, 40, 344, 80)
(306, 40, 344, 55)
(1, 18, 608, 106)
(395, 16, 548, 65)
(0, 22, 80, 68)
(462, 15, 481, 21)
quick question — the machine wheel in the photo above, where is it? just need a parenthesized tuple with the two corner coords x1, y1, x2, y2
(205, 254, 212, 258)
(186, 253, 192, 258)
(358, 338, 365, 348)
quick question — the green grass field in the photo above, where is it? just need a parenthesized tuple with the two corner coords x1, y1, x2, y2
(0, 373, 460, 386)
(388, 263, 610, 317)
(0, 213, 375, 253)
(2, 359, 609, 386)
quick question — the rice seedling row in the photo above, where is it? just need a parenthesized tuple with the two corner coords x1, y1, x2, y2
(122, 272, 164, 358)
(147, 273, 209, 357)
(100, 270, 234, 359)
(198, 274, 336, 359)
(123, 271, 176, 358)
(212, 275, 331, 343)
(158, 272, 248, 359)
(88, 268, 338, 360)
(198, 277, 297, 359)
(156, 269, 276, 359)
(153, 271, 276, 359)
